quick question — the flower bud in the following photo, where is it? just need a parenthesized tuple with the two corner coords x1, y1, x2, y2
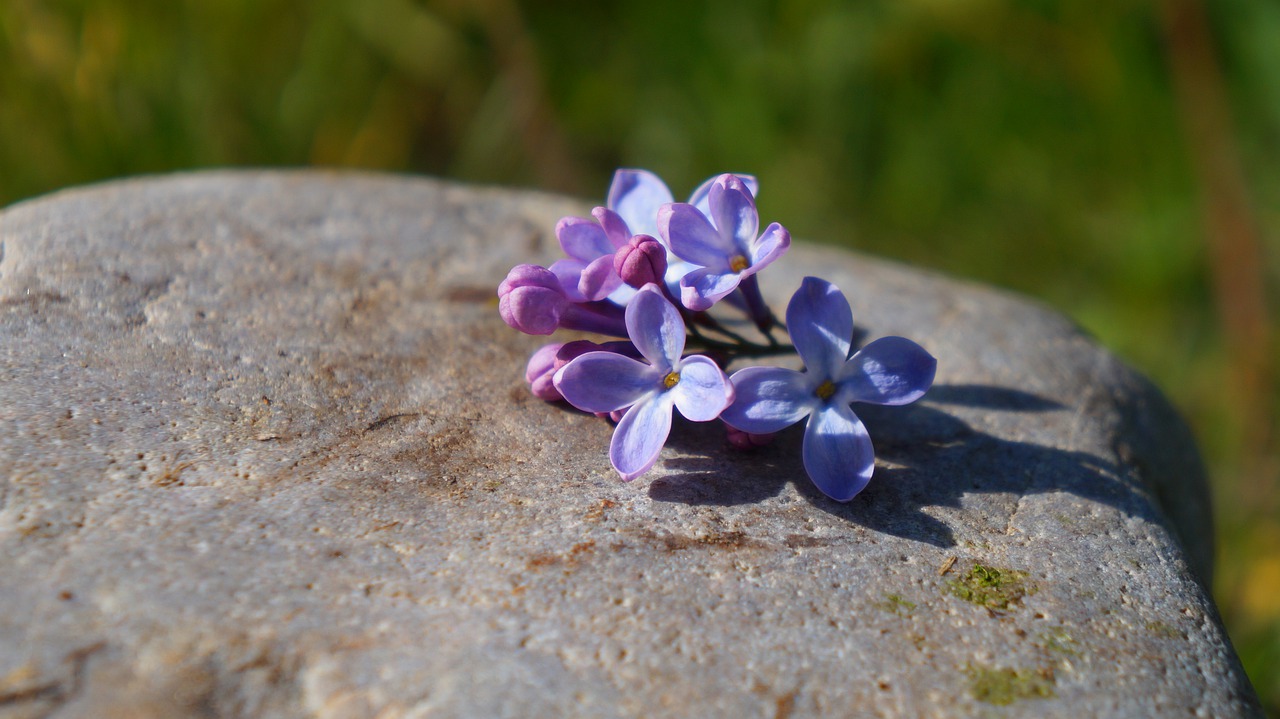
(498, 264, 568, 335)
(525, 343, 565, 401)
(498, 264, 630, 337)
(725, 423, 776, 450)
(614, 234, 668, 289)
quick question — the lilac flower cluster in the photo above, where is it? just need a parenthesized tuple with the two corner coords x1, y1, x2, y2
(499, 169, 937, 502)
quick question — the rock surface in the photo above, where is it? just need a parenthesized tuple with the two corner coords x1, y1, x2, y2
(0, 171, 1261, 718)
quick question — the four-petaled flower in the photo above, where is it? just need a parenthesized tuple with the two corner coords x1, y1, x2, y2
(554, 284, 734, 481)
(720, 277, 936, 501)
(659, 174, 790, 311)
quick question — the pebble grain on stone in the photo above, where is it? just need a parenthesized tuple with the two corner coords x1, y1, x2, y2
(0, 171, 1262, 718)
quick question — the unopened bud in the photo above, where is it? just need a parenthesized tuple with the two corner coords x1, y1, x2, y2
(725, 423, 776, 450)
(525, 343, 565, 401)
(614, 234, 668, 289)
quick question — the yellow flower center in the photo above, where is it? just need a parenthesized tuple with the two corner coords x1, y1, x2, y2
(729, 254, 749, 273)
(663, 371, 681, 389)
(815, 380, 837, 401)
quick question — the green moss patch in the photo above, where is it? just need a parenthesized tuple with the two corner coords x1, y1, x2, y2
(873, 593, 916, 617)
(947, 564, 1037, 610)
(1146, 620, 1183, 639)
(966, 664, 1056, 705)
(1038, 627, 1079, 656)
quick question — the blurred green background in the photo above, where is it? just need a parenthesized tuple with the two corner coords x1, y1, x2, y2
(1, 0, 1276, 708)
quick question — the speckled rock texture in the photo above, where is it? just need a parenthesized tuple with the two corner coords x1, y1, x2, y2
(0, 172, 1261, 718)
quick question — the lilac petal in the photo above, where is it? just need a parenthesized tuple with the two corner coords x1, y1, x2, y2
(690, 174, 759, 216)
(660, 203, 734, 268)
(707, 175, 759, 250)
(593, 207, 633, 248)
(670, 355, 733, 422)
(548, 259, 589, 303)
(610, 395, 675, 481)
(607, 169, 673, 238)
(605, 282, 638, 306)
(556, 216, 613, 261)
(744, 222, 790, 275)
(720, 366, 814, 433)
(803, 405, 874, 502)
(838, 336, 937, 406)
(578, 254, 622, 301)
(679, 267, 742, 311)
(553, 351, 658, 413)
(663, 259, 698, 291)
(786, 276, 853, 379)
(625, 284, 686, 370)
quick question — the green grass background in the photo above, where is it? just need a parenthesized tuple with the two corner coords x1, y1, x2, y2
(2, 0, 1276, 709)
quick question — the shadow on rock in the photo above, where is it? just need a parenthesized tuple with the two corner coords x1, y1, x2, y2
(650, 384, 1156, 550)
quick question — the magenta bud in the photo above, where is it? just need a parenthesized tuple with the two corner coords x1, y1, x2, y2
(525, 343, 565, 401)
(725, 423, 776, 450)
(498, 264, 569, 335)
(614, 234, 668, 289)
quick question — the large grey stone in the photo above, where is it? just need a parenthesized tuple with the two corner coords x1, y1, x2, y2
(0, 171, 1261, 717)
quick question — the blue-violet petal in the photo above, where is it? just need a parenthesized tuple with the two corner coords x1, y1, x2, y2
(610, 395, 675, 481)
(670, 355, 733, 422)
(608, 169, 673, 238)
(787, 276, 853, 380)
(679, 267, 742, 311)
(554, 351, 658, 413)
(660, 203, 735, 268)
(708, 174, 759, 249)
(802, 405, 875, 502)
(838, 336, 937, 406)
(721, 366, 814, 434)
(625, 284, 686, 371)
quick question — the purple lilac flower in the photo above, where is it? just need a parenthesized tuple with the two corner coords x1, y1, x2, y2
(553, 284, 734, 481)
(607, 169, 759, 290)
(498, 264, 628, 337)
(549, 207, 633, 303)
(658, 174, 790, 313)
(720, 277, 936, 501)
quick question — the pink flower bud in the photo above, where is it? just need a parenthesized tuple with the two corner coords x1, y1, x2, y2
(525, 343, 565, 401)
(498, 264, 629, 337)
(498, 265, 568, 335)
(614, 234, 668, 289)
(725, 423, 776, 450)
